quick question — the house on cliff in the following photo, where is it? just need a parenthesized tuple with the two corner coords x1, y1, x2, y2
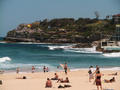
(112, 14, 120, 24)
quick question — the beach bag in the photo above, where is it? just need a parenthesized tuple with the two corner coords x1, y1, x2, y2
(0, 80, 2, 85)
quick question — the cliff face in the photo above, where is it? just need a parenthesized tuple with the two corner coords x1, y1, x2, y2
(4, 18, 115, 46)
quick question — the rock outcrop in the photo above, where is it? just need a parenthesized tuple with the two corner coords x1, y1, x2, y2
(4, 18, 115, 47)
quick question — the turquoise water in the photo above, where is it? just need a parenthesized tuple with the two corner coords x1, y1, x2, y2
(0, 41, 120, 72)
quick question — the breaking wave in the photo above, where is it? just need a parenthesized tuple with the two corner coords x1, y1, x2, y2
(103, 52, 120, 57)
(0, 57, 11, 63)
(64, 46, 102, 54)
(48, 45, 74, 50)
(47, 45, 102, 54)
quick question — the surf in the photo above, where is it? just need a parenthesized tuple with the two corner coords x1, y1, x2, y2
(103, 52, 120, 57)
(0, 57, 11, 63)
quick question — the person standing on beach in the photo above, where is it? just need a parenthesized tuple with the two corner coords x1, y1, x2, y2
(88, 66, 94, 82)
(16, 67, 20, 74)
(93, 65, 100, 84)
(64, 63, 68, 75)
(95, 70, 103, 90)
(32, 66, 35, 73)
(46, 67, 49, 72)
(43, 66, 46, 73)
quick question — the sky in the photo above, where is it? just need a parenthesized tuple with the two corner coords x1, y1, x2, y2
(0, 0, 120, 36)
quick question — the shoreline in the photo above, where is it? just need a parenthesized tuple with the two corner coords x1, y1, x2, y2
(0, 69, 120, 90)
(2, 67, 120, 74)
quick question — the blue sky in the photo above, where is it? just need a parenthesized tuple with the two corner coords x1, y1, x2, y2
(0, 0, 120, 36)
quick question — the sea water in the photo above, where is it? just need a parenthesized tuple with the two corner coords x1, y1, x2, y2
(0, 38, 120, 72)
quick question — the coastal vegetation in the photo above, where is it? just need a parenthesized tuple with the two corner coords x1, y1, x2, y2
(5, 18, 116, 47)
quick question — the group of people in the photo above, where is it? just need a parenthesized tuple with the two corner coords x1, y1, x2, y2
(45, 63, 70, 88)
(1, 63, 117, 89)
(16, 66, 49, 74)
(43, 66, 49, 73)
(45, 73, 70, 88)
(88, 65, 116, 90)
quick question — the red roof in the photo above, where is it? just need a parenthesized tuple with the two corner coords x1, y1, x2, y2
(113, 14, 120, 17)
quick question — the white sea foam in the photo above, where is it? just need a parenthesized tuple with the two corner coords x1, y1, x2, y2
(48, 45, 102, 54)
(0, 63, 57, 71)
(48, 45, 73, 50)
(0, 57, 11, 63)
(69, 67, 120, 71)
(64, 46, 102, 54)
(100, 67, 120, 71)
(103, 52, 120, 57)
(17, 42, 48, 44)
(0, 41, 7, 44)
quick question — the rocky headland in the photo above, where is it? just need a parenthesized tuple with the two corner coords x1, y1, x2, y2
(4, 18, 115, 48)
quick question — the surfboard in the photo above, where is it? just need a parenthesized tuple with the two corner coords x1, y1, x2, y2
(60, 64, 64, 69)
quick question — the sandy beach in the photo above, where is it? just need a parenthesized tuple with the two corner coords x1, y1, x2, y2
(0, 70, 120, 90)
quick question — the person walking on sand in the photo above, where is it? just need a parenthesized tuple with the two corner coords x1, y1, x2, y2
(32, 66, 35, 73)
(64, 63, 68, 75)
(95, 71, 103, 90)
(16, 67, 20, 74)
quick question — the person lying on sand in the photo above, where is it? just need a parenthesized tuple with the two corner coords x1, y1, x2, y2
(108, 72, 117, 76)
(57, 77, 69, 83)
(16, 76, 27, 79)
(51, 73, 59, 80)
(104, 77, 115, 83)
(45, 78, 52, 88)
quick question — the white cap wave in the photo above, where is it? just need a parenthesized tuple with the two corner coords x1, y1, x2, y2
(103, 52, 120, 57)
(0, 57, 11, 63)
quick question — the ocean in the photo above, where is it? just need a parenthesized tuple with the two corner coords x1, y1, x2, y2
(0, 38, 120, 73)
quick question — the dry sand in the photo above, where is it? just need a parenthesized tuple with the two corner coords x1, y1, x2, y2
(0, 70, 120, 90)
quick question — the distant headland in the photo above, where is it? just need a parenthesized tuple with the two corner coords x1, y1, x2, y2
(4, 17, 116, 47)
